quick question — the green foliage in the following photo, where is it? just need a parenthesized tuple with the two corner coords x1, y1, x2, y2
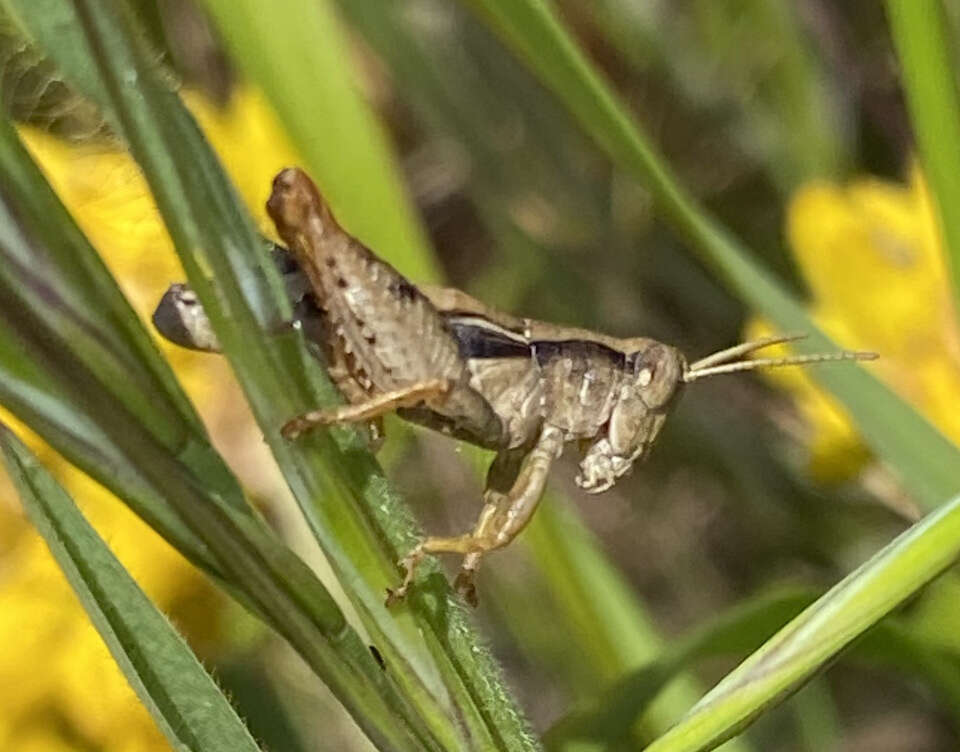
(0, 428, 264, 752)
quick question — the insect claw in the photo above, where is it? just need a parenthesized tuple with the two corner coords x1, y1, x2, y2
(384, 586, 406, 607)
(454, 571, 479, 608)
(280, 418, 307, 440)
(385, 548, 425, 607)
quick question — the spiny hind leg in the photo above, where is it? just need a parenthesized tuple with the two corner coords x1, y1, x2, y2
(282, 378, 451, 439)
(386, 427, 563, 607)
(386, 492, 503, 608)
(385, 529, 486, 608)
(453, 427, 563, 604)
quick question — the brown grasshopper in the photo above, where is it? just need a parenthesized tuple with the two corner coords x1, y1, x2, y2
(154, 167, 876, 606)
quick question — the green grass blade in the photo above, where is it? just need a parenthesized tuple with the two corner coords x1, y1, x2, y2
(197, 0, 439, 283)
(456, 0, 960, 509)
(592, 0, 847, 190)
(791, 680, 840, 752)
(40, 0, 535, 747)
(516, 498, 750, 751)
(549, 583, 960, 748)
(644, 493, 960, 752)
(886, 0, 960, 312)
(0, 238, 437, 751)
(546, 589, 814, 748)
(0, 103, 439, 751)
(0, 426, 264, 752)
(0, 112, 221, 574)
(161, 4, 482, 735)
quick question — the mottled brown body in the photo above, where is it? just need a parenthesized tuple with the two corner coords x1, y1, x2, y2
(266, 169, 690, 604)
(154, 167, 876, 606)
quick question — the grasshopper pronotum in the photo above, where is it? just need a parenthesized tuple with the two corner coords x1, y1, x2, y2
(154, 167, 876, 606)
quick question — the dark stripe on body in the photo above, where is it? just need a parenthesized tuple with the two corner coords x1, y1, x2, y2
(448, 320, 531, 360)
(448, 316, 635, 370)
(532, 339, 626, 369)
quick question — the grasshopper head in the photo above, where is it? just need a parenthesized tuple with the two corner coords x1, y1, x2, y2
(575, 333, 877, 494)
(576, 343, 686, 494)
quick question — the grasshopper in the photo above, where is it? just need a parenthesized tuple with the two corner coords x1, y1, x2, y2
(154, 167, 876, 606)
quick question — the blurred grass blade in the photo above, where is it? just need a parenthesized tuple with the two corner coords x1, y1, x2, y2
(645, 492, 960, 752)
(0, 111, 221, 574)
(197, 0, 439, 282)
(0, 107, 440, 751)
(549, 583, 960, 748)
(39, 0, 536, 747)
(546, 589, 815, 748)
(0, 426, 264, 752)
(886, 0, 960, 312)
(332, 0, 606, 252)
(792, 680, 840, 752)
(855, 615, 960, 719)
(457, 0, 960, 508)
(591, 0, 848, 190)
(515, 497, 750, 751)
(1, 0, 112, 113)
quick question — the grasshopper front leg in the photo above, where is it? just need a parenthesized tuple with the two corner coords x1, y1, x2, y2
(281, 379, 452, 439)
(387, 425, 564, 607)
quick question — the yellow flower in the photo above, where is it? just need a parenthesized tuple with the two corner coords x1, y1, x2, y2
(1, 85, 299, 750)
(746, 168, 960, 482)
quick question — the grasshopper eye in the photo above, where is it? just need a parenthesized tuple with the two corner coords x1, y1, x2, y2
(631, 348, 660, 387)
(629, 344, 684, 410)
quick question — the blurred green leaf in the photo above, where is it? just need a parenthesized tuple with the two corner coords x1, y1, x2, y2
(591, 0, 848, 190)
(546, 589, 815, 748)
(198, 0, 439, 282)
(645, 492, 960, 751)
(549, 580, 960, 749)
(216, 661, 313, 752)
(886, 0, 960, 313)
(0, 426, 264, 752)
(514, 497, 749, 751)
(0, 109, 224, 574)
(792, 680, 840, 752)
(456, 0, 960, 509)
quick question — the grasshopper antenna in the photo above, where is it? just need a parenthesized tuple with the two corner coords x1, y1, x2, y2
(683, 334, 877, 383)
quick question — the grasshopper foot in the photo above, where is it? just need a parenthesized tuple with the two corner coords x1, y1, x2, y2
(384, 547, 424, 607)
(280, 416, 315, 440)
(453, 569, 479, 608)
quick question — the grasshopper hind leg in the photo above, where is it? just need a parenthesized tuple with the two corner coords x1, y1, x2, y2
(386, 425, 563, 607)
